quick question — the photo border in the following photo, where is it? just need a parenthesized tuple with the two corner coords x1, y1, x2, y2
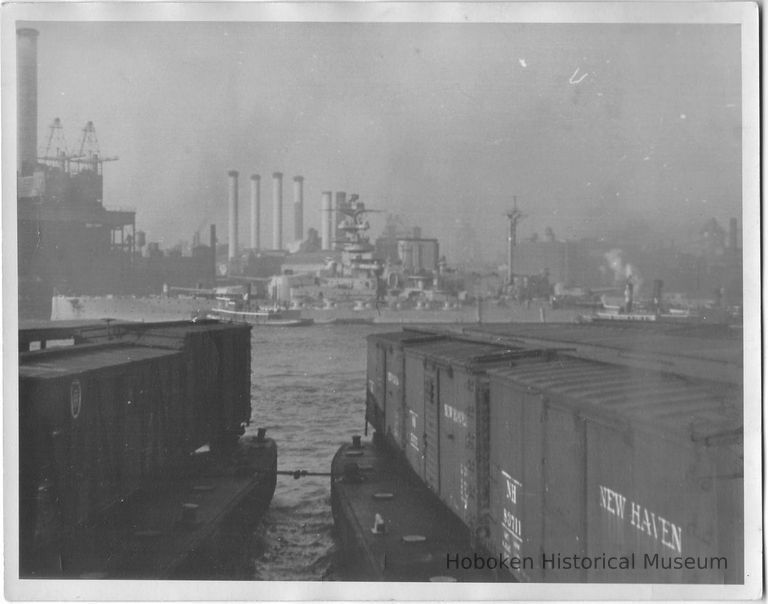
(2, 2, 761, 601)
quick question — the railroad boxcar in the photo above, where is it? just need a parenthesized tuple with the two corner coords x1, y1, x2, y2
(19, 343, 186, 569)
(400, 339, 540, 531)
(117, 322, 252, 452)
(365, 331, 446, 448)
(485, 356, 742, 583)
(19, 320, 255, 574)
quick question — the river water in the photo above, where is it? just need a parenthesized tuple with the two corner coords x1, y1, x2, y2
(244, 324, 395, 580)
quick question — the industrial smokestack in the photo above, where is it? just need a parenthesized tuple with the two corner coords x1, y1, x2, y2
(272, 172, 283, 250)
(321, 191, 332, 250)
(652, 279, 663, 315)
(250, 174, 261, 250)
(624, 276, 634, 314)
(334, 192, 346, 242)
(227, 170, 239, 260)
(729, 217, 738, 250)
(210, 224, 217, 284)
(293, 176, 304, 241)
(17, 28, 39, 175)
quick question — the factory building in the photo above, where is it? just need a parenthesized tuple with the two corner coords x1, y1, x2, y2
(16, 28, 215, 318)
(511, 240, 601, 288)
(511, 221, 742, 305)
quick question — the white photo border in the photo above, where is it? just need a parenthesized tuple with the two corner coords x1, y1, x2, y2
(2, 2, 761, 601)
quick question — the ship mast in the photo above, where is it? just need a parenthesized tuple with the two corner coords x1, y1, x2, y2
(505, 196, 525, 285)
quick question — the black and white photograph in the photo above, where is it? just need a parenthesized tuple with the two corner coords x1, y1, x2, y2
(3, 2, 760, 600)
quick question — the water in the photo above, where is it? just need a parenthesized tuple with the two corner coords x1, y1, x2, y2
(244, 324, 395, 580)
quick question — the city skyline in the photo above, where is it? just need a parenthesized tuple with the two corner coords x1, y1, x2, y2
(25, 20, 742, 263)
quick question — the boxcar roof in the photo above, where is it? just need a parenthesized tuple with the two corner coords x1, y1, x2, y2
(465, 322, 742, 384)
(465, 322, 740, 363)
(79, 321, 250, 350)
(404, 338, 524, 368)
(20, 344, 182, 380)
(489, 357, 742, 441)
(367, 331, 447, 345)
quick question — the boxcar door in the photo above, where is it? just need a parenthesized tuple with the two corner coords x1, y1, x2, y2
(403, 352, 426, 480)
(424, 363, 440, 494)
(385, 346, 405, 449)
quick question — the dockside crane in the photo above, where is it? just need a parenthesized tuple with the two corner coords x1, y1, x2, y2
(39, 117, 83, 171)
(71, 121, 118, 174)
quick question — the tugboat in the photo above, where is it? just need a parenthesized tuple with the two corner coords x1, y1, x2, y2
(208, 296, 314, 327)
(209, 305, 314, 327)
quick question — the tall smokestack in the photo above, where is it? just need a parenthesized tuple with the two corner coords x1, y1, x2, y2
(729, 217, 738, 250)
(293, 176, 304, 241)
(507, 219, 514, 284)
(272, 172, 283, 250)
(334, 191, 346, 243)
(227, 170, 239, 260)
(250, 174, 261, 250)
(17, 28, 39, 175)
(210, 224, 217, 284)
(321, 191, 332, 250)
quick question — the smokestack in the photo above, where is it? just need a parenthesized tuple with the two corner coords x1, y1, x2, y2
(272, 172, 283, 250)
(250, 174, 261, 250)
(652, 279, 663, 315)
(624, 277, 634, 313)
(334, 192, 346, 242)
(321, 191, 332, 250)
(17, 28, 39, 175)
(210, 224, 217, 284)
(293, 176, 304, 241)
(227, 170, 239, 260)
(729, 217, 738, 250)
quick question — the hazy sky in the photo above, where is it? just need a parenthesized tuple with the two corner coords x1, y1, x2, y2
(28, 21, 741, 262)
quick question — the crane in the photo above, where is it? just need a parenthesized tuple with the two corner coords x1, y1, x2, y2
(70, 121, 118, 174)
(39, 117, 85, 171)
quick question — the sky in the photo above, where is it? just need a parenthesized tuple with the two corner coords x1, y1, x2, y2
(27, 20, 742, 263)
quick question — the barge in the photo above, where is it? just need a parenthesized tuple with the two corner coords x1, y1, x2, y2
(331, 321, 743, 583)
(19, 319, 277, 579)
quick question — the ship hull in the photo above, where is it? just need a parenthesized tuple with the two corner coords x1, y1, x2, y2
(52, 294, 582, 325)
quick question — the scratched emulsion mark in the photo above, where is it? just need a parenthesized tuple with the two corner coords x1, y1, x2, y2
(569, 67, 589, 85)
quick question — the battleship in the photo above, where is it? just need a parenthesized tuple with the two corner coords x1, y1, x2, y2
(49, 186, 584, 325)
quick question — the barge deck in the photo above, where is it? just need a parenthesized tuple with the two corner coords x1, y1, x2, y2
(330, 437, 512, 582)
